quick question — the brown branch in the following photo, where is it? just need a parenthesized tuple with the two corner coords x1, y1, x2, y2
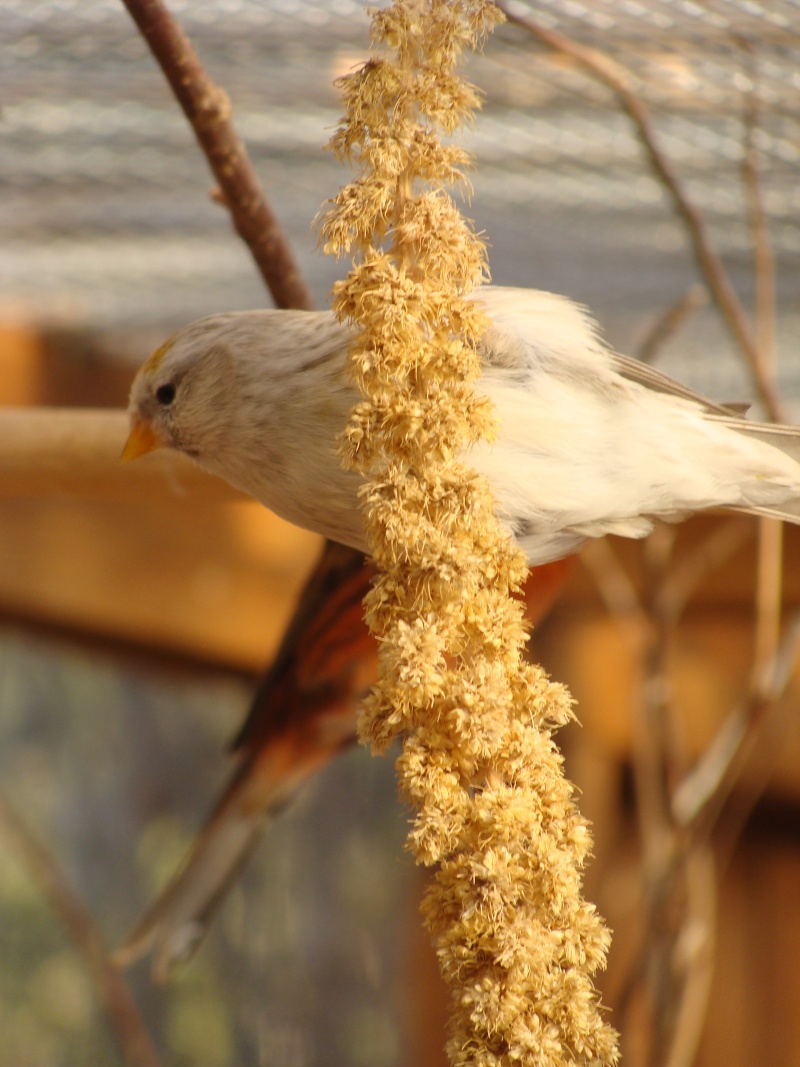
(498, 3, 785, 420)
(663, 846, 717, 1067)
(120, 0, 315, 312)
(654, 517, 753, 625)
(578, 538, 648, 637)
(507, 17, 795, 1051)
(635, 285, 708, 365)
(672, 611, 800, 835)
(740, 41, 777, 377)
(0, 788, 163, 1067)
(663, 59, 789, 860)
(753, 517, 784, 692)
(738, 47, 787, 694)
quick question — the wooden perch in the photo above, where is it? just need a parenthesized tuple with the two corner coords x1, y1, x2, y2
(0, 406, 320, 670)
(0, 408, 240, 505)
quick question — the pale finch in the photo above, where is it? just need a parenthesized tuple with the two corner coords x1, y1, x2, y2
(119, 285, 800, 977)
(124, 286, 800, 561)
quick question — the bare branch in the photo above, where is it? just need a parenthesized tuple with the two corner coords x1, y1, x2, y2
(672, 611, 800, 833)
(635, 285, 708, 365)
(664, 847, 717, 1067)
(654, 518, 752, 625)
(740, 42, 777, 378)
(0, 788, 163, 1067)
(578, 538, 647, 635)
(753, 518, 784, 692)
(498, 3, 785, 420)
(121, 0, 315, 312)
(737, 46, 787, 694)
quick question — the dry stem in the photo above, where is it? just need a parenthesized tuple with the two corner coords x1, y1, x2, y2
(322, 3, 617, 1064)
(497, 2, 785, 421)
(635, 286, 708, 366)
(1, 0, 323, 1048)
(0, 788, 163, 1067)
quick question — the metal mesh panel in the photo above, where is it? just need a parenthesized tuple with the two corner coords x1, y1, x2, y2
(3, 0, 800, 401)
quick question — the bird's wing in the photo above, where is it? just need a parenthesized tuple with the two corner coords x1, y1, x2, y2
(475, 286, 750, 418)
(609, 352, 744, 416)
(475, 287, 613, 376)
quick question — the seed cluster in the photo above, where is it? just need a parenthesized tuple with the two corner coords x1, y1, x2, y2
(321, 4, 618, 1064)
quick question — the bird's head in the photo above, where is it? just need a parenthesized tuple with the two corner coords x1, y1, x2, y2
(123, 315, 242, 464)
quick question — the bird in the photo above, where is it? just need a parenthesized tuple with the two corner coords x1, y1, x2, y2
(119, 284, 800, 978)
(124, 285, 800, 566)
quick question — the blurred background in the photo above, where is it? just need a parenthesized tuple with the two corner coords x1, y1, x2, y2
(2, 1, 800, 1065)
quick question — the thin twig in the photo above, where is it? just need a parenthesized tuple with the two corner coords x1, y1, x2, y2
(580, 536, 678, 844)
(740, 42, 777, 378)
(664, 846, 717, 1067)
(5, 1, 315, 1041)
(672, 611, 800, 834)
(753, 517, 784, 692)
(499, 13, 795, 1060)
(578, 538, 649, 637)
(712, 694, 797, 871)
(120, 0, 315, 312)
(654, 518, 753, 625)
(738, 43, 787, 696)
(638, 527, 682, 831)
(583, 525, 740, 1063)
(637, 530, 701, 1065)
(0, 789, 163, 1067)
(497, 3, 784, 421)
(636, 285, 708, 365)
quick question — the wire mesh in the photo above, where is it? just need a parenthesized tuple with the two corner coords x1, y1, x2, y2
(3, 0, 800, 401)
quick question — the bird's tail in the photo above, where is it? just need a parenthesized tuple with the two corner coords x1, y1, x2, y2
(718, 416, 800, 524)
(113, 718, 353, 983)
(115, 542, 373, 982)
(114, 546, 575, 981)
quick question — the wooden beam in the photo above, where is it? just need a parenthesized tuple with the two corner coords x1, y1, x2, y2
(0, 407, 322, 670)
(0, 408, 238, 505)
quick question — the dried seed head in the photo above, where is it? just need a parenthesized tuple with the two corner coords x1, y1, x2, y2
(321, 3, 618, 1064)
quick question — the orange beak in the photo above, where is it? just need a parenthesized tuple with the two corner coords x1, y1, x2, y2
(121, 417, 162, 462)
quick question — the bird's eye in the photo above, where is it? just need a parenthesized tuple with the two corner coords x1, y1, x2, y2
(155, 383, 176, 406)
